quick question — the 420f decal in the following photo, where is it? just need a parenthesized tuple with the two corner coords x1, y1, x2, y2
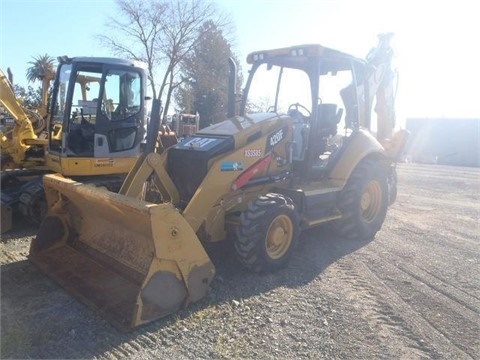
(266, 126, 288, 153)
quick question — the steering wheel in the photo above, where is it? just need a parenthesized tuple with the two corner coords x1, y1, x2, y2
(288, 103, 311, 118)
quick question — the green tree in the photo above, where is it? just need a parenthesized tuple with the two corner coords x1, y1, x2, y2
(175, 20, 241, 128)
(25, 54, 56, 108)
(13, 84, 43, 109)
(25, 54, 56, 83)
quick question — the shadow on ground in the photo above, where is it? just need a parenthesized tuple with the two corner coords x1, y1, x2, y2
(1, 225, 369, 359)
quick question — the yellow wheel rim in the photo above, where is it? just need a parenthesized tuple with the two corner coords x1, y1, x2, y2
(361, 180, 382, 223)
(266, 214, 293, 259)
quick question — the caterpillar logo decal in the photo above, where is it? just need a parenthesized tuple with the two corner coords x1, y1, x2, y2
(266, 126, 288, 153)
(183, 137, 218, 149)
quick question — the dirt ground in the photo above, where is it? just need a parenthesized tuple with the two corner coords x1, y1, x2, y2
(1, 163, 479, 359)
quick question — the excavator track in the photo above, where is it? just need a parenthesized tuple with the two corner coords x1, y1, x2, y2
(1, 169, 49, 233)
(1, 168, 127, 230)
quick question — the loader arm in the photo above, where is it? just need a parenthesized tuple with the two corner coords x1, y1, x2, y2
(119, 151, 180, 206)
(119, 98, 180, 205)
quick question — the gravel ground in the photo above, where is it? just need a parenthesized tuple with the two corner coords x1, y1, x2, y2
(1, 163, 479, 359)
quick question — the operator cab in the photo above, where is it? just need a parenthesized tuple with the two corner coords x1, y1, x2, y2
(242, 45, 368, 177)
(48, 57, 147, 159)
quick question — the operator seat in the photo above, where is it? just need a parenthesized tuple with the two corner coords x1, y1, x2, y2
(305, 103, 343, 179)
(157, 124, 178, 153)
(290, 108, 309, 161)
(317, 103, 342, 138)
(340, 84, 357, 129)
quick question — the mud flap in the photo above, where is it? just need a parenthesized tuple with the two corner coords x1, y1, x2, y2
(29, 174, 215, 330)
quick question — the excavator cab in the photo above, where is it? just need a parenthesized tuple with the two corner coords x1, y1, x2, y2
(1, 57, 150, 233)
(45, 57, 148, 176)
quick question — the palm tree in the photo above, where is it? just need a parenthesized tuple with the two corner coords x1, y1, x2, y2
(26, 54, 56, 108)
(26, 54, 56, 83)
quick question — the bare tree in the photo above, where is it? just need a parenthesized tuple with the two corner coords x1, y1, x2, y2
(97, 0, 167, 99)
(98, 0, 231, 118)
(156, 0, 220, 117)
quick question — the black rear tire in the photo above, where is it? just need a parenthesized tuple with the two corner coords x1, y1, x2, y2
(235, 193, 299, 272)
(333, 159, 388, 240)
(388, 166, 398, 205)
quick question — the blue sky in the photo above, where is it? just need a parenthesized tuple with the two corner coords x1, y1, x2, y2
(1, 0, 479, 121)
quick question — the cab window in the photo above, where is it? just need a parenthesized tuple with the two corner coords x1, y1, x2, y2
(102, 70, 141, 121)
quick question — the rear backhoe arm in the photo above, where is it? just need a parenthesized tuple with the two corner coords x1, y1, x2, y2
(365, 33, 409, 160)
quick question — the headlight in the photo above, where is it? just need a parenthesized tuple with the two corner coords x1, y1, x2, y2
(290, 48, 304, 56)
(253, 53, 265, 61)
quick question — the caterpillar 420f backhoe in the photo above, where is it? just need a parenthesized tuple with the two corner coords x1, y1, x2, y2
(1, 57, 150, 232)
(30, 34, 408, 329)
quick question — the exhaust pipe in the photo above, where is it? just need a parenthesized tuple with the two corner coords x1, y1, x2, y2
(227, 57, 237, 118)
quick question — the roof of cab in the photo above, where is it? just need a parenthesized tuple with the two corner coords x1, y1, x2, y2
(65, 56, 147, 69)
(247, 44, 365, 73)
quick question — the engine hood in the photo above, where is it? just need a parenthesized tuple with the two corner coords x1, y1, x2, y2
(198, 113, 282, 134)
(197, 112, 292, 149)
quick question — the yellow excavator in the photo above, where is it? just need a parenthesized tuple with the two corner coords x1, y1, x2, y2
(30, 34, 408, 329)
(1, 57, 152, 232)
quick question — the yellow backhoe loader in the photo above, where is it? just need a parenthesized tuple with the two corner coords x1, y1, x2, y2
(1, 57, 153, 232)
(30, 34, 408, 329)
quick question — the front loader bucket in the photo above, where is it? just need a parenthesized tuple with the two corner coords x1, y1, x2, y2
(29, 174, 215, 330)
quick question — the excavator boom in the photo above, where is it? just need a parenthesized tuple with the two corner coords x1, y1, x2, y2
(0, 68, 47, 168)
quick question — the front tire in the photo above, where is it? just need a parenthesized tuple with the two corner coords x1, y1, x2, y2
(235, 193, 299, 272)
(334, 159, 389, 240)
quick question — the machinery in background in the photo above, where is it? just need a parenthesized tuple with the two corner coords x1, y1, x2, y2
(1, 57, 150, 232)
(171, 113, 199, 138)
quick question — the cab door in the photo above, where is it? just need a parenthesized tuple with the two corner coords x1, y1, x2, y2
(94, 66, 146, 158)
